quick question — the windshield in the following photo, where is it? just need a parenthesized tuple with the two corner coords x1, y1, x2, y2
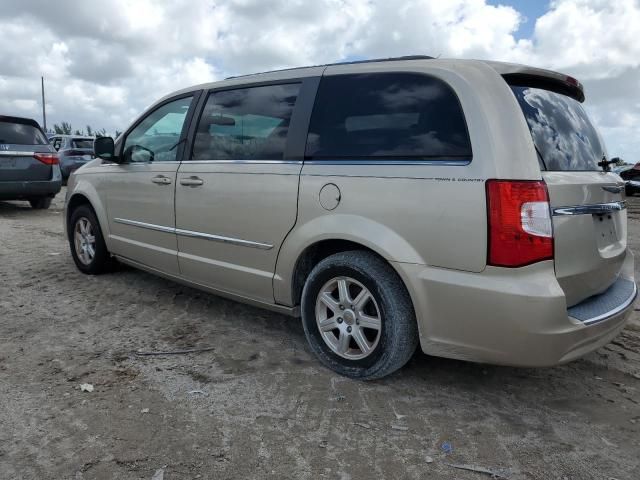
(510, 86, 605, 171)
(0, 120, 47, 145)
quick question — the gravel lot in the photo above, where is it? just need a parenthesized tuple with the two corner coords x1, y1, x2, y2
(1, 189, 639, 480)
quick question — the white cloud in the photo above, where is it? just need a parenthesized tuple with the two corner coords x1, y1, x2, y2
(0, 0, 637, 160)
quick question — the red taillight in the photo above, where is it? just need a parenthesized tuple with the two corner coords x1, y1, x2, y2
(33, 153, 59, 165)
(486, 180, 553, 267)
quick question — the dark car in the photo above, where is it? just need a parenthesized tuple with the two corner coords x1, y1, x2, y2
(0, 115, 61, 209)
(614, 164, 640, 196)
(49, 135, 95, 182)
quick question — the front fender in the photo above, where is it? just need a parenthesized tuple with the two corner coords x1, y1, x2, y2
(273, 213, 425, 305)
(64, 177, 110, 249)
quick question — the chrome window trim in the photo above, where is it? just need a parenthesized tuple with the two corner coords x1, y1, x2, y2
(553, 201, 627, 216)
(303, 159, 471, 166)
(113, 218, 273, 250)
(183, 159, 303, 165)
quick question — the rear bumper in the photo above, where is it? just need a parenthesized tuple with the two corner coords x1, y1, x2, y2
(393, 250, 636, 367)
(0, 166, 62, 200)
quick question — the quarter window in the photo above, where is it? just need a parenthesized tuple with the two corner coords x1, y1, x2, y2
(123, 95, 193, 163)
(305, 73, 472, 160)
(192, 84, 300, 160)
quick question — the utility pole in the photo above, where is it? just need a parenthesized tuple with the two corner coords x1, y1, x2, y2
(41, 76, 47, 132)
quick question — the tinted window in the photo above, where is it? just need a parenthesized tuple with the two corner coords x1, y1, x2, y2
(192, 84, 300, 160)
(510, 86, 605, 171)
(123, 95, 193, 163)
(71, 139, 94, 149)
(0, 121, 47, 145)
(305, 73, 471, 160)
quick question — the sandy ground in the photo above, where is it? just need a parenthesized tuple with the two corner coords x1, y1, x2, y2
(0, 189, 639, 480)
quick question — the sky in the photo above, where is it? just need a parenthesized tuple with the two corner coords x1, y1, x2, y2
(0, 0, 639, 161)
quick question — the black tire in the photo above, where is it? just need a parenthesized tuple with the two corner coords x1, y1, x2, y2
(301, 251, 418, 380)
(68, 204, 113, 274)
(29, 197, 52, 209)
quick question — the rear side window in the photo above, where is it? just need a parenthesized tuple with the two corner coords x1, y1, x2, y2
(305, 73, 471, 160)
(510, 86, 605, 171)
(71, 139, 93, 149)
(0, 120, 47, 145)
(192, 83, 300, 160)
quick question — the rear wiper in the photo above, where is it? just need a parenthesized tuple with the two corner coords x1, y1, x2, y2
(598, 155, 618, 172)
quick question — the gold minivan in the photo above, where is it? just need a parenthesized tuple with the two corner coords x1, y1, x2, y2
(65, 56, 636, 379)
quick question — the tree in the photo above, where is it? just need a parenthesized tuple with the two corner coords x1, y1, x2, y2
(86, 125, 93, 136)
(53, 122, 72, 135)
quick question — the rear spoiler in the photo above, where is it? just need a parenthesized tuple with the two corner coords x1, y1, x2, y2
(503, 72, 585, 103)
(483, 61, 585, 103)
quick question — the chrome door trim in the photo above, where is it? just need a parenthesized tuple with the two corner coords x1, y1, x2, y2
(113, 218, 273, 250)
(552, 201, 627, 216)
(113, 218, 175, 234)
(175, 228, 273, 250)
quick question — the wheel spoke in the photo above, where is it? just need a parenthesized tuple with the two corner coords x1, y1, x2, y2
(318, 317, 339, 332)
(337, 330, 350, 354)
(319, 292, 340, 313)
(352, 327, 372, 355)
(358, 313, 381, 330)
(337, 279, 350, 304)
(86, 243, 95, 259)
(353, 289, 371, 311)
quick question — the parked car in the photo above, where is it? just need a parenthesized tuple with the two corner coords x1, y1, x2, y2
(64, 56, 636, 379)
(49, 135, 95, 182)
(0, 115, 61, 209)
(613, 164, 640, 196)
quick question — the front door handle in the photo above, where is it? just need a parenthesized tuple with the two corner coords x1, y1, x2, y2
(180, 176, 204, 187)
(151, 175, 172, 185)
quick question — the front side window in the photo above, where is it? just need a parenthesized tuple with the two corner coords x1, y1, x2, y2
(123, 95, 193, 163)
(305, 73, 472, 160)
(510, 86, 605, 171)
(192, 84, 300, 160)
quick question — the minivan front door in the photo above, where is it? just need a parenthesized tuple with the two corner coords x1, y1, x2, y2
(104, 94, 197, 275)
(510, 84, 628, 306)
(175, 82, 307, 303)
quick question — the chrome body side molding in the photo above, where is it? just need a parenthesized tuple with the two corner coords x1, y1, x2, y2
(113, 218, 273, 250)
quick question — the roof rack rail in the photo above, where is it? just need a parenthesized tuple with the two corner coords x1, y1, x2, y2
(225, 55, 434, 80)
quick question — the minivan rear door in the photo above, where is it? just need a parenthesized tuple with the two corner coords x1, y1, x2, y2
(509, 84, 627, 306)
(0, 117, 52, 182)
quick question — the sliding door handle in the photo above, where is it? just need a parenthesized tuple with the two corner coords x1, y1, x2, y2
(180, 176, 204, 187)
(151, 175, 172, 185)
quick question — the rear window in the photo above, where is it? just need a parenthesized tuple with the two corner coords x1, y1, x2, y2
(71, 139, 94, 149)
(305, 73, 472, 160)
(510, 86, 605, 171)
(0, 120, 47, 145)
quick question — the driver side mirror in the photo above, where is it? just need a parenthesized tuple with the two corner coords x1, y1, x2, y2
(94, 137, 118, 162)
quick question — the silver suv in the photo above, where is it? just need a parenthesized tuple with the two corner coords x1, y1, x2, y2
(65, 56, 636, 379)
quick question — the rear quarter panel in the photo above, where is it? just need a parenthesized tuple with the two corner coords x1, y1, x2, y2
(274, 60, 544, 306)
